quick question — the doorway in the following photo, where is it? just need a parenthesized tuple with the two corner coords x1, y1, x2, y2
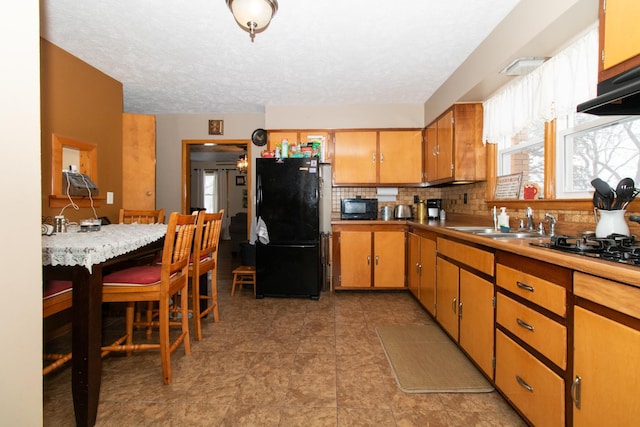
(181, 139, 252, 243)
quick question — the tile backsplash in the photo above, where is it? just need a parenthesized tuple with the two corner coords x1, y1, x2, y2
(332, 182, 640, 235)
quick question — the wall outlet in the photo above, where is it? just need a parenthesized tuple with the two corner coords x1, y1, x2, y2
(107, 191, 114, 204)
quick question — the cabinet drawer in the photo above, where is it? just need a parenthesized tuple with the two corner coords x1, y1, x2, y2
(496, 293, 567, 369)
(574, 271, 640, 320)
(437, 237, 494, 276)
(496, 331, 565, 427)
(496, 264, 566, 317)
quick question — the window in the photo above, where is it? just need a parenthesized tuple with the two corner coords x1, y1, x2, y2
(498, 121, 545, 198)
(558, 115, 640, 198)
(204, 171, 218, 213)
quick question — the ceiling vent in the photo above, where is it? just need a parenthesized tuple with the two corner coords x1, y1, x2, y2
(500, 57, 550, 76)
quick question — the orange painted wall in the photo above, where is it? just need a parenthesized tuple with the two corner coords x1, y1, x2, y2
(40, 38, 123, 223)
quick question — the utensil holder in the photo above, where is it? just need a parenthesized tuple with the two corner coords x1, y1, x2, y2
(595, 209, 629, 237)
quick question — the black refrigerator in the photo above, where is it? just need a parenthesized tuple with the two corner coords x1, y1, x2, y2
(255, 157, 321, 299)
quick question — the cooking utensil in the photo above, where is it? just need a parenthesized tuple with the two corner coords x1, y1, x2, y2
(591, 178, 614, 209)
(622, 188, 640, 210)
(613, 177, 635, 209)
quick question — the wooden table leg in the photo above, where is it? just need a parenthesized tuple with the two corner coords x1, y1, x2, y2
(71, 265, 103, 427)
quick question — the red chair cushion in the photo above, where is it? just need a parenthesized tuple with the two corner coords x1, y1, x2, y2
(44, 280, 72, 299)
(103, 266, 161, 286)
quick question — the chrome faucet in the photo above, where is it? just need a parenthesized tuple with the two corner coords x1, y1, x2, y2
(545, 213, 557, 237)
(526, 207, 535, 231)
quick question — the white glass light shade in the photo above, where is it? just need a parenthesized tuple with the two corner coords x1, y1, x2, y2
(226, 0, 278, 41)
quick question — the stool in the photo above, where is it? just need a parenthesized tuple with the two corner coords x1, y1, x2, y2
(231, 265, 256, 296)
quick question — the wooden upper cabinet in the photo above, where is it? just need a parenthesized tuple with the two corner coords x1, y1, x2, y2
(599, 0, 640, 82)
(424, 103, 485, 185)
(267, 130, 330, 162)
(267, 131, 297, 151)
(436, 110, 454, 181)
(378, 130, 423, 184)
(333, 129, 423, 186)
(333, 131, 378, 184)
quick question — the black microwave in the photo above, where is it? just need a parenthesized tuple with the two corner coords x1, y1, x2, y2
(340, 197, 378, 220)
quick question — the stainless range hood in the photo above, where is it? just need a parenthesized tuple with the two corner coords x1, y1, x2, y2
(577, 65, 640, 115)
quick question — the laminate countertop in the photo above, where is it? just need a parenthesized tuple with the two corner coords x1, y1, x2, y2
(331, 218, 640, 287)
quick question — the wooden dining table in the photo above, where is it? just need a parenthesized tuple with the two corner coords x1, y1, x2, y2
(42, 223, 167, 427)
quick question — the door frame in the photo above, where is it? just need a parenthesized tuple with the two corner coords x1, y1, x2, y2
(181, 139, 252, 225)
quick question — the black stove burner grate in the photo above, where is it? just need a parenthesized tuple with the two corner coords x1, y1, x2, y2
(534, 234, 640, 266)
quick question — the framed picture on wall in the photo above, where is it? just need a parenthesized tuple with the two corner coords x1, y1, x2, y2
(236, 175, 246, 186)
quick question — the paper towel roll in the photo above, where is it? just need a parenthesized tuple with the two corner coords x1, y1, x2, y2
(377, 187, 398, 202)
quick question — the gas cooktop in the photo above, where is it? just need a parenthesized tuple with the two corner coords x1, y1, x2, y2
(531, 234, 640, 267)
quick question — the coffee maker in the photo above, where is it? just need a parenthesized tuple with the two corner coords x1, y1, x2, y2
(427, 199, 442, 220)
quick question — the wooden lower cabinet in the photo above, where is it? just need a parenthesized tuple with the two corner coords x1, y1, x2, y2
(407, 231, 436, 315)
(436, 256, 460, 340)
(496, 330, 565, 427)
(572, 272, 640, 426)
(435, 237, 495, 378)
(333, 226, 405, 289)
(459, 269, 494, 377)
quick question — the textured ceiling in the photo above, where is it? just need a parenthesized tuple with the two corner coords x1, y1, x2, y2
(40, 0, 521, 114)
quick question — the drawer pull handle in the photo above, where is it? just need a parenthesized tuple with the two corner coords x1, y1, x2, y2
(571, 375, 582, 409)
(516, 318, 535, 332)
(516, 375, 534, 393)
(516, 281, 535, 292)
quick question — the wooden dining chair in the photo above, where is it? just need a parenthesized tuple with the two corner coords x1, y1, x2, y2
(189, 209, 224, 341)
(119, 208, 165, 224)
(118, 207, 165, 331)
(43, 280, 73, 375)
(101, 212, 196, 385)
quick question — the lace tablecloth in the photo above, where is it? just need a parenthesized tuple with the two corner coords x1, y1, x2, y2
(42, 223, 167, 272)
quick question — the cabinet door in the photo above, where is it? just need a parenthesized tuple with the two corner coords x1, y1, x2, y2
(378, 131, 422, 184)
(425, 122, 437, 182)
(601, 0, 640, 73)
(459, 269, 494, 377)
(333, 131, 377, 184)
(373, 231, 405, 288)
(123, 113, 156, 210)
(267, 131, 298, 151)
(436, 110, 454, 181)
(573, 306, 640, 426)
(419, 236, 436, 316)
(339, 231, 372, 287)
(299, 131, 330, 162)
(436, 256, 459, 340)
(407, 233, 420, 297)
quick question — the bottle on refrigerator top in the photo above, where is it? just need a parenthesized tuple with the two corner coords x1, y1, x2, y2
(281, 139, 289, 158)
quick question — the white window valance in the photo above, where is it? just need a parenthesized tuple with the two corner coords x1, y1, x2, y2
(483, 26, 598, 144)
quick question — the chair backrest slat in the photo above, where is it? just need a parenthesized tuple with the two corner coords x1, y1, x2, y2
(162, 213, 196, 281)
(119, 208, 165, 224)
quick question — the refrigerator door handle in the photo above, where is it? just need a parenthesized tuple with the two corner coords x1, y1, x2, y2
(256, 174, 263, 216)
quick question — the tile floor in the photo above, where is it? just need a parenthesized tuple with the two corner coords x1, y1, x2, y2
(43, 241, 527, 426)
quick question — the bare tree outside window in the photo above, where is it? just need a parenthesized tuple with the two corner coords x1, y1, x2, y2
(564, 117, 640, 192)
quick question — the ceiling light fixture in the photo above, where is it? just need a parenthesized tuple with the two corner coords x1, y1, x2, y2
(500, 57, 550, 76)
(226, 0, 278, 43)
(237, 154, 248, 174)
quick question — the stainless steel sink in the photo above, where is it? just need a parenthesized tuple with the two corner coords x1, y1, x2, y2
(474, 231, 543, 239)
(445, 226, 543, 239)
(445, 226, 497, 233)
